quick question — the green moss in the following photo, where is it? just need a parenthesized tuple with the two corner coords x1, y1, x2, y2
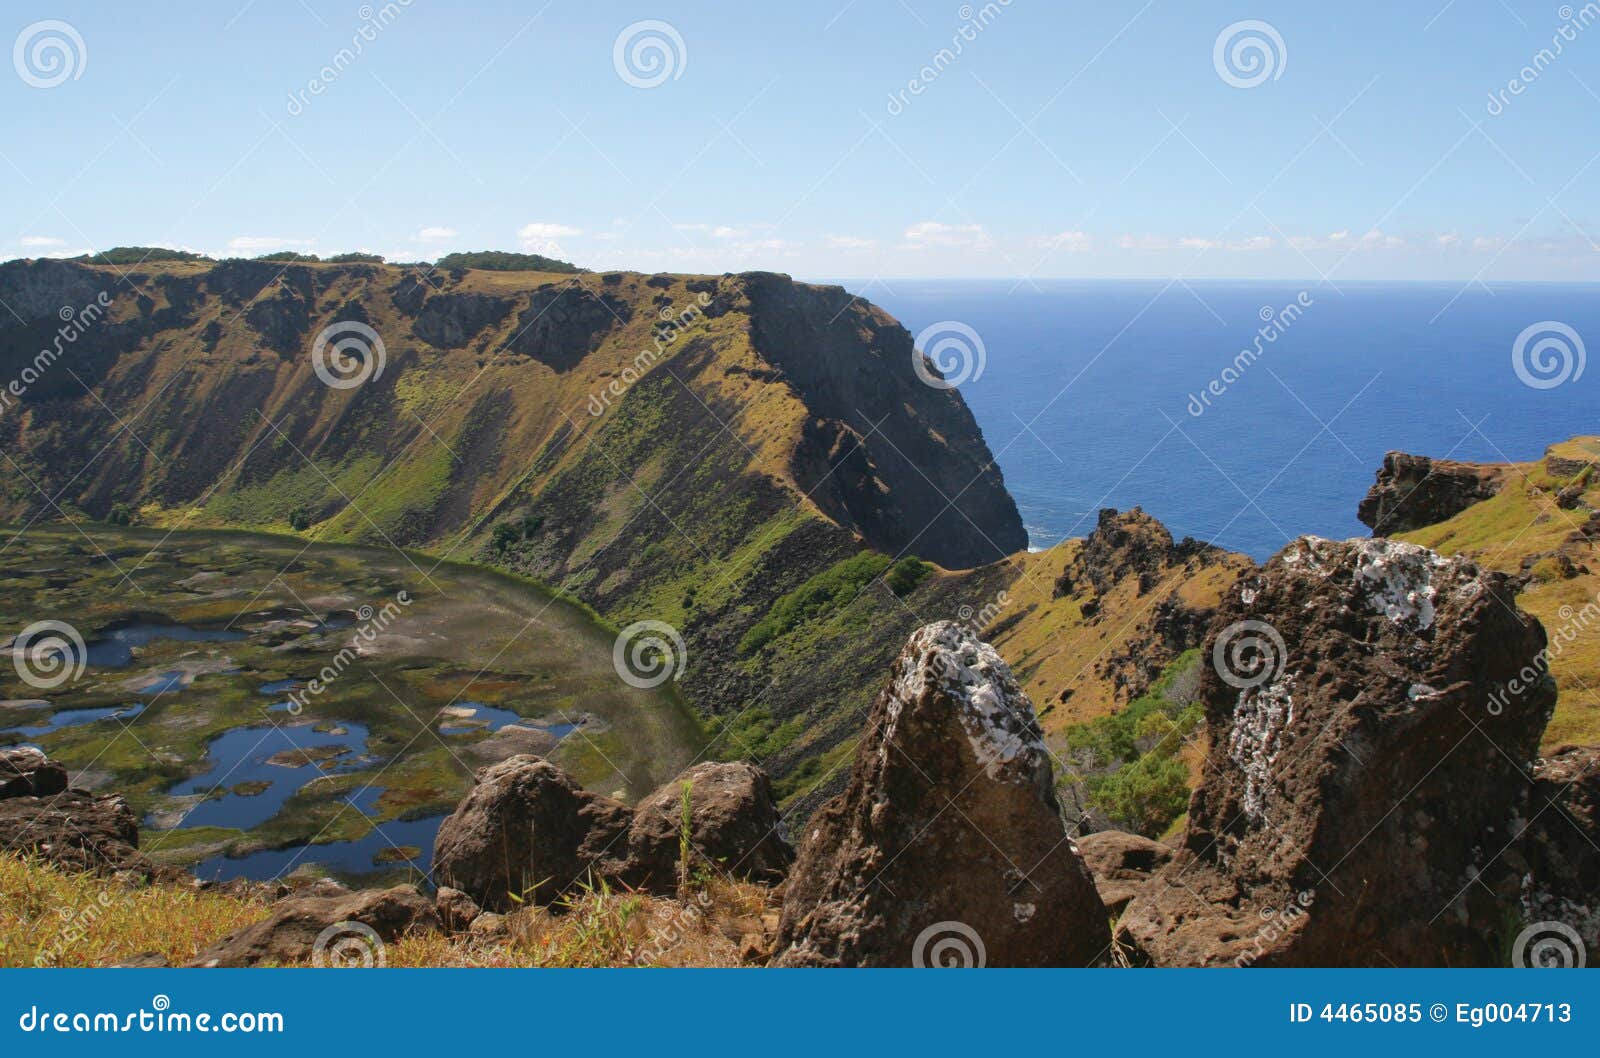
(739, 551, 892, 654)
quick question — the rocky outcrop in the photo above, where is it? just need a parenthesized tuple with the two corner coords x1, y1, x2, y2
(189, 884, 439, 967)
(432, 755, 793, 911)
(625, 761, 793, 887)
(505, 285, 631, 369)
(1357, 452, 1504, 534)
(1120, 536, 1554, 966)
(0, 746, 68, 800)
(0, 789, 146, 875)
(775, 622, 1111, 967)
(432, 756, 635, 911)
(1076, 830, 1175, 918)
(1520, 746, 1600, 957)
(1055, 507, 1220, 599)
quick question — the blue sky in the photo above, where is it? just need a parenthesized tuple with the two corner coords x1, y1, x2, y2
(5, 0, 1598, 279)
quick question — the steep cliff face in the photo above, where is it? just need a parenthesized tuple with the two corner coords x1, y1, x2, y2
(0, 257, 1030, 797)
(1357, 450, 1505, 534)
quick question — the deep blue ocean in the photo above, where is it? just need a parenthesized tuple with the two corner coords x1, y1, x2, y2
(842, 279, 1598, 561)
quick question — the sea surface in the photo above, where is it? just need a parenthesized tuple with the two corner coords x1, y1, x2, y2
(847, 279, 1599, 561)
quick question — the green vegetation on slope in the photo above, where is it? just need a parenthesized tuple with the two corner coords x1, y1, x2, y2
(739, 551, 893, 654)
(1064, 650, 1203, 837)
(435, 250, 582, 273)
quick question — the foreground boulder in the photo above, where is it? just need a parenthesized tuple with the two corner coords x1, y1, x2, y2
(1357, 451, 1503, 534)
(0, 746, 68, 800)
(775, 622, 1111, 967)
(0, 788, 148, 875)
(190, 884, 439, 967)
(433, 756, 634, 911)
(626, 761, 793, 887)
(1519, 746, 1600, 958)
(1075, 830, 1175, 918)
(1120, 536, 1554, 966)
(432, 754, 793, 911)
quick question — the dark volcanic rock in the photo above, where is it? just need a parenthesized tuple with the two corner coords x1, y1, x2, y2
(1358, 451, 1503, 534)
(625, 761, 794, 887)
(775, 622, 1111, 967)
(190, 884, 438, 967)
(409, 292, 513, 348)
(0, 789, 145, 875)
(1120, 536, 1554, 966)
(1076, 830, 1175, 918)
(0, 746, 68, 800)
(432, 755, 634, 911)
(506, 286, 631, 369)
(1520, 746, 1600, 958)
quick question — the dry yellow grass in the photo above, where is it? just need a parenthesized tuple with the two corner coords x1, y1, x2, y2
(0, 852, 774, 969)
(0, 853, 267, 967)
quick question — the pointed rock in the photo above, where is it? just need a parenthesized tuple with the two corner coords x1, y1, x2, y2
(775, 622, 1111, 967)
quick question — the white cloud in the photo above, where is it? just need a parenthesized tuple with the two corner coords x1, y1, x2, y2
(1117, 234, 1171, 251)
(415, 226, 458, 241)
(19, 236, 64, 248)
(1435, 233, 1461, 248)
(1179, 236, 1220, 251)
(1037, 230, 1092, 252)
(227, 236, 315, 252)
(518, 222, 583, 241)
(1232, 235, 1274, 252)
(904, 221, 990, 248)
(826, 235, 877, 250)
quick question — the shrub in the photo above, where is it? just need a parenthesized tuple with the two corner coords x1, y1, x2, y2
(885, 556, 933, 596)
(739, 551, 891, 654)
(434, 251, 581, 274)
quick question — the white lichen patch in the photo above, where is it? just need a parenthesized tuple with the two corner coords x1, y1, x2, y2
(1228, 673, 1296, 823)
(1349, 538, 1451, 628)
(884, 622, 1048, 782)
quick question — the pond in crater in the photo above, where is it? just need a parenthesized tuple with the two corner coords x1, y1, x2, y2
(0, 526, 709, 886)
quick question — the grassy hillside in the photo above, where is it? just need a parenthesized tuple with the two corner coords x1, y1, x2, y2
(1397, 436, 1600, 748)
